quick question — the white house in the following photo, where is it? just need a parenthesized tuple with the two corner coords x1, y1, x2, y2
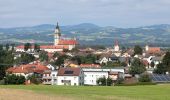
(42, 70, 58, 85)
(82, 68, 125, 85)
(57, 67, 83, 86)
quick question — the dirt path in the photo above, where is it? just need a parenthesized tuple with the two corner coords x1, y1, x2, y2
(0, 89, 74, 100)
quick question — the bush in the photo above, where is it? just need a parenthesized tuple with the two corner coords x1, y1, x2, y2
(115, 82, 156, 86)
(27, 75, 42, 85)
(96, 77, 113, 86)
(115, 78, 124, 85)
(138, 73, 151, 82)
(5, 74, 25, 85)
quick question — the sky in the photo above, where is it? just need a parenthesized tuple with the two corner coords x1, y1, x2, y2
(1, 0, 170, 28)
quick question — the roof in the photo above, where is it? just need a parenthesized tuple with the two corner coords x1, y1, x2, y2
(58, 39, 78, 45)
(16, 45, 69, 49)
(142, 60, 149, 66)
(80, 64, 101, 68)
(6, 63, 49, 74)
(57, 67, 81, 76)
(147, 47, 161, 53)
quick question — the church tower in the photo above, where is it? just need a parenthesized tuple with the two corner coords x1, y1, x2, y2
(54, 22, 61, 46)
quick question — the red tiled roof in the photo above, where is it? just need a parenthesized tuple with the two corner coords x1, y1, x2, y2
(80, 64, 101, 68)
(6, 63, 49, 74)
(142, 60, 149, 66)
(58, 39, 78, 45)
(16, 45, 69, 49)
(148, 47, 160, 53)
(57, 67, 81, 76)
(40, 45, 69, 49)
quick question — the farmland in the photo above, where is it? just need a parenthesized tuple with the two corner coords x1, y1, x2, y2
(0, 85, 170, 100)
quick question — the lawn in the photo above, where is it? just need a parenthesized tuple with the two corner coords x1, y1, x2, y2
(0, 85, 170, 100)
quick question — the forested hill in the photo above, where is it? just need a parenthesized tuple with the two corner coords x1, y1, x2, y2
(1, 23, 170, 46)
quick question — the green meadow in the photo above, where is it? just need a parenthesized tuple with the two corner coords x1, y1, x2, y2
(0, 85, 170, 100)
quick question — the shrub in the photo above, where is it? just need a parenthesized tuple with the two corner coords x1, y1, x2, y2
(96, 77, 113, 86)
(138, 73, 151, 82)
(5, 74, 25, 85)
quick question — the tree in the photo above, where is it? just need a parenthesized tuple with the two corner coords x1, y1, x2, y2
(39, 51, 48, 62)
(162, 52, 170, 73)
(11, 44, 15, 51)
(120, 62, 127, 67)
(0, 44, 3, 50)
(129, 58, 146, 76)
(138, 73, 151, 82)
(27, 75, 42, 84)
(0, 50, 14, 80)
(34, 44, 40, 52)
(96, 77, 113, 86)
(153, 63, 167, 74)
(54, 55, 68, 66)
(24, 43, 32, 51)
(5, 74, 25, 85)
(15, 52, 35, 64)
(5, 44, 9, 51)
(134, 45, 143, 55)
(53, 52, 60, 58)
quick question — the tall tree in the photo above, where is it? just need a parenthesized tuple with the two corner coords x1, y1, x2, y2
(11, 44, 15, 51)
(134, 45, 143, 55)
(5, 44, 9, 51)
(15, 52, 35, 64)
(34, 44, 40, 52)
(153, 63, 167, 74)
(129, 58, 146, 76)
(162, 52, 170, 73)
(0, 50, 14, 80)
(24, 43, 32, 51)
(0, 44, 3, 50)
(39, 51, 48, 62)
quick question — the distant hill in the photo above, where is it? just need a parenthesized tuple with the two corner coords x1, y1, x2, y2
(1, 23, 170, 46)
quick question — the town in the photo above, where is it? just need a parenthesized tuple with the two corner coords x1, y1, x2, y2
(0, 23, 170, 86)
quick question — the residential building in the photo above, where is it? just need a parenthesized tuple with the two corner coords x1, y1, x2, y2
(82, 68, 124, 85)
(57, 67, 83, 86)
(42, 70, 58, 85)
(6, 62, 49, 79)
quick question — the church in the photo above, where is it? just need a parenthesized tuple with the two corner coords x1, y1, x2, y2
(16, 23, 78, 53)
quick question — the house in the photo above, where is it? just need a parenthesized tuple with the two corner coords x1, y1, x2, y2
(82, 68, 124, 85)
(42, 70, 58, 85)
(6, 62, 49, 79)
(57, 67, 83, 86)
(145, 45, 161, 54)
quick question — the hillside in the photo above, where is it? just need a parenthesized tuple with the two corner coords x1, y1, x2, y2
(1, 23, 170, 46)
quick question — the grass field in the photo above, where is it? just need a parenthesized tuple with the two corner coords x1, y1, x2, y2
(0, 85, 170, 100)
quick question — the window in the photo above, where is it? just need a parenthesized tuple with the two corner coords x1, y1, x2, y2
(64, 71, 73, 74)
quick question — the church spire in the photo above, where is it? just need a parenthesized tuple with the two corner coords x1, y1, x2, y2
(54, 22, 61, 46)
(55, 22, 61, 36)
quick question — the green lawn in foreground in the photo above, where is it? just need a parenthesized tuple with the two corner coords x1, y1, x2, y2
(0, 85, 170, 100)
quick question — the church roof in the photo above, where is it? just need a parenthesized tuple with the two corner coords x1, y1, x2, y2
(16, 45, 69, 49)
(58, 39, 78, 45)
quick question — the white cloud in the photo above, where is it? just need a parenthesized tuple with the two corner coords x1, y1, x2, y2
(0, 0, 170, 27)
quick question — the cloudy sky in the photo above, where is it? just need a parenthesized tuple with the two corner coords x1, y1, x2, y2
(1, 0, 170, 28)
